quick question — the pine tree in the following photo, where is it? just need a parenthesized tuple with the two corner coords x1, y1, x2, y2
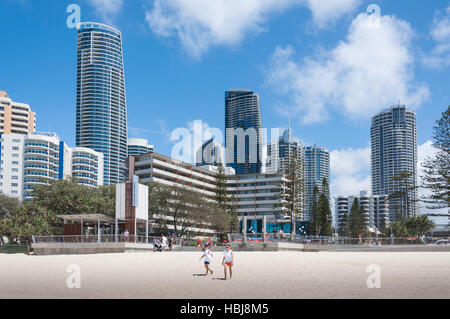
(215, 163, 228, 209)
(215, 163, 237, 233)
(309, 185, 321, 235)
(390, 170, 418, 219)
(340, 212, 351, 237)
(284, 149, 305, 236)
(317, 178, 333, 236)
(422, 106, 450, 209)
(349, 198, 366, 238)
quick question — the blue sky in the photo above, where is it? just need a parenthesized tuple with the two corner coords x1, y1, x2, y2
(1, 0, 449, 213)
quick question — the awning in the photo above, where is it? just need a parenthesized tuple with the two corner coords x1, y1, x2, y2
(57, 214, 115, 224)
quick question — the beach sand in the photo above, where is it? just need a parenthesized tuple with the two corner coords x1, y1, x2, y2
(1, 251, 449, 299)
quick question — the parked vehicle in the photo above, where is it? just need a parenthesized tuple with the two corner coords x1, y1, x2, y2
(430, 239, 449, 245)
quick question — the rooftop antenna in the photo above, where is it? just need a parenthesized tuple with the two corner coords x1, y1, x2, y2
(288, 114, 291, 133)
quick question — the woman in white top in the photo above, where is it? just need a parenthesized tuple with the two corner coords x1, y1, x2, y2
(199, 245, 214, 276)
(222, 244, 234, 280)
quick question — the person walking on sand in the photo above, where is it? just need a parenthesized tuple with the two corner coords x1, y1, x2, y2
(162, 234, 168, 251)
(196, 237, 202, 251)
(199, 245, 214, 276)
(222, 244, 234, 280)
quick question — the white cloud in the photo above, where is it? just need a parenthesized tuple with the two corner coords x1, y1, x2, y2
(423, 6, 450, 69)
(305, 0, 360, 28)
(267, 12, 429, 124)
(330, 146, 371, 199)
(144, 0, 360, 59)
(88, 0, 123, 25)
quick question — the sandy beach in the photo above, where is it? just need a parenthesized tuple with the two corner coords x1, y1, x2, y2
(1, 251, 449, 299)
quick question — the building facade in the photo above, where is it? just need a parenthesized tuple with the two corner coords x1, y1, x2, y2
(266, 129, 303, 174)
(0, 133, 26, 198)
(266, 129, 305, 220)
(130, 152, 219, 201)
(335, 191, 389, 235)
(23, 132, 71, 199)
(227, 173, 289, 220)
(128, 138, 154, 157)
(371, 105, 418, 220)
(71, 147, 104, 187)
(303, 145, 330, 221)
(225, 89, 263, 175)
(0, 91, 36, 135)
(128, 152, 228, 235)
(76, 22, 128, 185)
(196, 138, 224, 167)
(0, 132, 104, 200)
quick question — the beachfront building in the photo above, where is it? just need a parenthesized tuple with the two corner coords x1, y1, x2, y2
(225, 89, 263, 175)
(71, 147, 104, 187)
(127, 152, 235, 235)
(335, 191, 389, 235)
(0, 91, 36, 135)
(0, 133, 26, 198)
(130, 152, 219, 200)
(127, 152, 303, 235)
(128, 138, 154, 156)
(0, 132, 104, 200)
(371, 105, 418, 221)
(303, 145, 330, 222)
(23, 132, 72, 199)
(227, 173, 298, 233)
(76, 22, 128, 185)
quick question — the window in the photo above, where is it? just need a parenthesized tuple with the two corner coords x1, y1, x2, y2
(12, 176, 18, 180)
(12, 154, 19, 158)
(11, 183, 18, 187)
(12, 168, 18, 172)
(12, 161, 19, 165)
(12, 146, 20, 151)
(11, 190, 18, 195)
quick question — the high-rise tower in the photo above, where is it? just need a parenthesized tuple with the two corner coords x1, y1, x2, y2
(303, 145, 330, 222)
(76, 22, 127, 185)
(371, 105, 418, 220)
(0, 91, 36, 135)
(225, 89, 263, 175)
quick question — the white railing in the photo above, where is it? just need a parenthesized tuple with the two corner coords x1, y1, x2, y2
(226, 233, 449, 246)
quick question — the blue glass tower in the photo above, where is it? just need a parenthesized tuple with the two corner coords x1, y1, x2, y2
(76, 22, 127, 185)
(225, 90, 263, 175)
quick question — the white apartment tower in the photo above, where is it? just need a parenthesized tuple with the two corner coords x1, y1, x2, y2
(0, 132, 104, 200)
(335, 191, 389, 235)
(371, 105, 418, 220)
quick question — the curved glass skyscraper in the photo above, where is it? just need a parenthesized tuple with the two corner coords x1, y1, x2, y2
(76, 22, 127, 185)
